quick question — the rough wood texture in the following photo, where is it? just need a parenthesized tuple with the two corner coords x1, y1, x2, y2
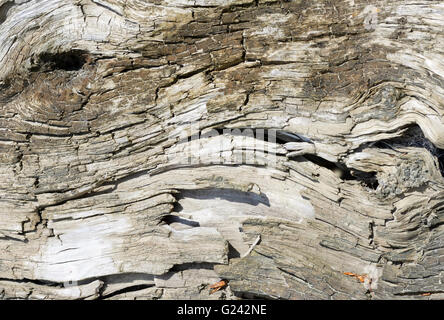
(1, 0, 444, 300)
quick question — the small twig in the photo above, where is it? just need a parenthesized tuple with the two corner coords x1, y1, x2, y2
(241, 235, 261, 258)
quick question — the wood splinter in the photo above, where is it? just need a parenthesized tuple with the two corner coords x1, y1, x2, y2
(343, 272, 368, 283)
(209, 280, 228, 295)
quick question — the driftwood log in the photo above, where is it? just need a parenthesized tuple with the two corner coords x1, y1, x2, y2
(0, 0, 443, 300)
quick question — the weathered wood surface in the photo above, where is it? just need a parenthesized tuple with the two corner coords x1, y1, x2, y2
(0, 0, 443, 299)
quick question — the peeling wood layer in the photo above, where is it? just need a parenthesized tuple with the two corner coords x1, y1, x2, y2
(0, 0, 444, 299)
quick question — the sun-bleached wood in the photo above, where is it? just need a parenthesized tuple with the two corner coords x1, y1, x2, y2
(0, 0, 443, 299)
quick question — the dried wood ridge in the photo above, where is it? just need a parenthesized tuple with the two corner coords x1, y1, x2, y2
(0, 0, 443, 300)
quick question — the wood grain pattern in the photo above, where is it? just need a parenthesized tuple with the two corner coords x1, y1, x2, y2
(0, 0, 443, 299)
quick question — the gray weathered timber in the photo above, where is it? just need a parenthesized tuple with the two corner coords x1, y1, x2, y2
(0, 0, 443, 299)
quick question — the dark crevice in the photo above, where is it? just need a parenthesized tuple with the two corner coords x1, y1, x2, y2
(227, 242, 241, 259)
(302, 154, 379, 190)
(277, 266, 313, 289)
(170, 262, 217, 272)
(0, 277, 61, 287)
(172, 200, 183, 213)
(161, 214, 200, 228)
(33, 176, 40, 189)
(303, 154, 338, 171)
(100, 273, 155, 284)
(346, 168, 379, 190)
(234, 291, 277, 300)
(0, 1, 13, 24)
(30, 50, 89, 72)
(394, 290, 444, 296)
(91, 0, 123, 17)
(62, 273, 148, 288)
(178, 188, 270, 207)
(0, 234, 25, 242)
(370, 125, 444, 176)
(99, 284, 155, 300)
(183, 128, 311, 146)
(275, 130, 312, 144)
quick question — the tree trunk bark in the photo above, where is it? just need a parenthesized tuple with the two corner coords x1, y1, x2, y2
(0, 0, 443, 300)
